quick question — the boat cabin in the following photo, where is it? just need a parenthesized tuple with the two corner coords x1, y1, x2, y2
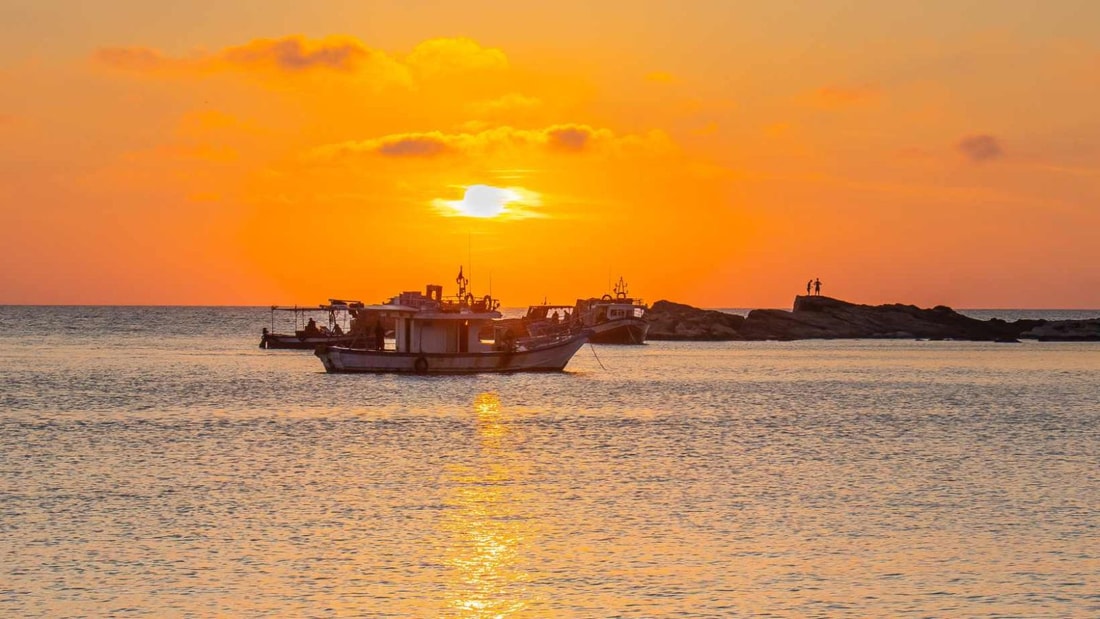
(354, 284, 502, 354)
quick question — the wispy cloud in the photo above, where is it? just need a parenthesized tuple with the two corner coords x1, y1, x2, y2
(307, 124, 673, 161)
(94, 35, 505, 86)
(466, 92, 542, 117)
(220, 36, 370, 72)
(957, 134, 1004, 163)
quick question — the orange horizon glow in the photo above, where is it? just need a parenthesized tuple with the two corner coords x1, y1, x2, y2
(3, 3, 1100, 309)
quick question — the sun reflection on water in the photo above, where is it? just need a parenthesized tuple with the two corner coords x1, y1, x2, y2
(441, 392, 534, 617)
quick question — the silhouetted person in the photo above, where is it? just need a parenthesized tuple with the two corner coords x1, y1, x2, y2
(373, 320, 385, 350)
(551, 311, 559, 324)
(814, 278, 822, 296)
(304, 317, 320, 336)
(806, 279, 812, 295)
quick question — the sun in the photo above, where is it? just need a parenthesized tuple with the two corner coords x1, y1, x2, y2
(432, 184, 542, 219)
(457, 184, 518, 218)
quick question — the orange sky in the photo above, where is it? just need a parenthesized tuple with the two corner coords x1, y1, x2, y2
(2, 1, 1099, 308)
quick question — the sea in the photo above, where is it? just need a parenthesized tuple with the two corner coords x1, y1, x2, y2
(1, 306, 1098, 618)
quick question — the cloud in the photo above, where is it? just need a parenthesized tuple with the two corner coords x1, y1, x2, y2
(957, 134, 1004, 162)
(545, 125, 595, 151)
(406, 37, 508, 76)
(308, 124, 671, 162)
(804, 85, 880, 109)
(220, 36, 369, 72)
(376, 134, 453, 157)
(94, 35, 504, 84)
(466, 92, 542, 117)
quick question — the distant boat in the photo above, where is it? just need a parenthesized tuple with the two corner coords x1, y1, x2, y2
(315, 271, 591, 374)
(259, 300, 361, 349)
(505, 277, 650, 345)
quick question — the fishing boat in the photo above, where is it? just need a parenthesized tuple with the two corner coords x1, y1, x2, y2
(510, 277, 649, 345)
(314, 269, 591, 374)
(259, 300, 361, 349)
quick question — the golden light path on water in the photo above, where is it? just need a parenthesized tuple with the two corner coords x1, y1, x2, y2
(441, 392, 532, 617)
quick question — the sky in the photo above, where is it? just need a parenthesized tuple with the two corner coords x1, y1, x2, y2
(2, 0, 1099, 308)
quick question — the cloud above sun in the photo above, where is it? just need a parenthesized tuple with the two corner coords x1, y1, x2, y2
(308, 124, 673, 161)
(432, 184, 543, 219)
(957, 134, 1004, 163)
(94, 35, 506, 84)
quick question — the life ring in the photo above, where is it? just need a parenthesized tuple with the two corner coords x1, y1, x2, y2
(465, 292, 475, 306)
(414, 357, 429, 373)
(601, 294, 613, 301)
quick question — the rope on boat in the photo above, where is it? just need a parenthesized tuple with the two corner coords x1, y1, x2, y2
(588, 343, 607, 371)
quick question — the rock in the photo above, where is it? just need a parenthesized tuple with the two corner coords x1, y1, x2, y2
(646, 300, 745, 340)
(647, 295, 1084, 341)
(1019, 319, 1100, 341)
(739, 296, 1002, 340)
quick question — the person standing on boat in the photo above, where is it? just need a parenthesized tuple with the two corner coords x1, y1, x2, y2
(373, 319, 385, 350)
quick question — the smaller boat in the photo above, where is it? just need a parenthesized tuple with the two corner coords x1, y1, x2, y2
(511, 277, 649, 345)
(259, 300, 362, 349)
(315, 270, 591, 374)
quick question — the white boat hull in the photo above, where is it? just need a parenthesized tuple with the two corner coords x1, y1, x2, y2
(315, 332, 590, 374)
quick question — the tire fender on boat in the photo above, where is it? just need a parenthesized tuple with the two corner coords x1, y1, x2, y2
(414, 356, 429, 374)
(601, 294, 613, 301)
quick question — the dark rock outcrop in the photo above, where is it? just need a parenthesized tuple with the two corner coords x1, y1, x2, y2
(738, 295, 1042, 341)
(645, 295, 1096, 341)
(646, 300, 745, 340)
(1019, 319, 1100, 341)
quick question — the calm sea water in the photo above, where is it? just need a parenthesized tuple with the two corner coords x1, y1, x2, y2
(1, 306, 1098, 617)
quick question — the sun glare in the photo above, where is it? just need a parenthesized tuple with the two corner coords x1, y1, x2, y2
(433, 184, 541, 219)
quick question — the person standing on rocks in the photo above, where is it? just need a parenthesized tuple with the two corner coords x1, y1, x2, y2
(806, 279, 813, 295)
(814, 278, 822, 296)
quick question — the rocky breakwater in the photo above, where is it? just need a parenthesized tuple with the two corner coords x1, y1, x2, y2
(1018, 318, 1100, 341)
(646, 300, 746, 340)
(647, 295, 1099, 341)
